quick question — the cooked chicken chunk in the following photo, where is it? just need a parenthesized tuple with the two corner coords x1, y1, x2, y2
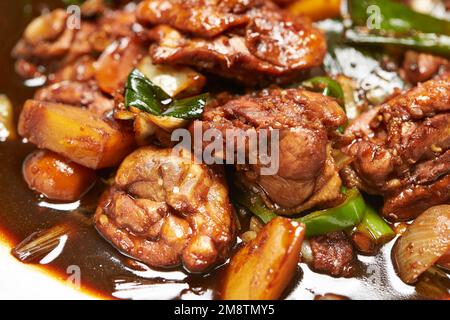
(402, 51, 450, 84)
(139, 0, 326, 84)
(34, 81, 114, 115)
(193, 88, 347, 214)
(344, 79, 450, 221)
(13, 5, 139, 82)
(94, 147, 236, 273)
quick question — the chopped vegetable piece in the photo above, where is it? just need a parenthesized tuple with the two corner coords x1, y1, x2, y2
(162, 94, 209, 119)
(345, 29, 450, 57)
(347, 0, 450, 36)
(288, 0, 341, 22)
(12, 224, 72, 263)
(237, 188, 367, 237)
(125, 69, 208, 119)
(349, 206, 395, 254)
(221, 217, 305, 300)
(345, 0, 450, 56)
(298, 189, 366, 237)
(125, 69, 171, 116)
(23, 150, 97, 201)
(415, 267, 450, 300)
(235, 191, 277, 224)
(18, 100, 135, 169)
(393, 205, 450, 284)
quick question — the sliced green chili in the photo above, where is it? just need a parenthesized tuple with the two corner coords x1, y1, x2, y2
(236, 189, 367, 237)
(297, 189, 366, 237)
(345, 0, 450, 57)
(345, 29, 450, 57)
(235, 192, 277, 224)
(347, 0, 450, 36)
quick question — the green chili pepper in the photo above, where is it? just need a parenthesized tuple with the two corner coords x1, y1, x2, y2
(297, 189, 366, 237)
(349, 205, 395, 253)
(235, 192, 277, 224)
(236, 189, 367, 237)
(302, 77, 345, 107)
(345, 29, 450, 57)
(347, 0, 450, 36)
(345, 0, 450, 57)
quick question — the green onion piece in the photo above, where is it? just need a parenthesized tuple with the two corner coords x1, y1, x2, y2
(12, 224, 72, 263)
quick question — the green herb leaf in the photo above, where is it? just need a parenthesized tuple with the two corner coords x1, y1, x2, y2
(125, 69, 208, 119)
(125, 69, 172, 116)
(163, 93, 209, 119)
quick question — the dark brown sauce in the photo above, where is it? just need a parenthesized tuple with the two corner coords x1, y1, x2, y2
(0, 0, 421, 300)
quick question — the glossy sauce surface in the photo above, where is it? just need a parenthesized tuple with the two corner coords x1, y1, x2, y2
(0, 0, 420, 300)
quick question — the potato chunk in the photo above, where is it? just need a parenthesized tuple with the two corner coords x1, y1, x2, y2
(23, 150, 96, 201)
(18, 100, 135, 169)
(220, 217, 305, 300)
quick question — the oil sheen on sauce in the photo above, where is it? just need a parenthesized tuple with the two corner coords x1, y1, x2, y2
(0, 0, 419, 300)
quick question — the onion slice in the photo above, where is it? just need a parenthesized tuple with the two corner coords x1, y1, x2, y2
(393, 205, 450, 284)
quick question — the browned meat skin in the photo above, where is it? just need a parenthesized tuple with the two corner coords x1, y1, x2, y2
(94, 147, 236, 273)
(344, 79, 450, 221)
(34, 81, 114, 116)
(49, 56, 97, 84)
(193, 88, 346, 214)
(309, 232, 356, 278)
(402, 51, 450, 84)
(136, 0, 258, 38)
(139, 0, 326, 84)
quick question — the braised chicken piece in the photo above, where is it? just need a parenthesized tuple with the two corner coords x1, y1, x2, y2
(34, 81, 115, 116)
(138, 0, 326, 84)
(402, 51, 450, 84)
(94, 146, 236, 273)
(344, 79, 450, 221)
(192, 88, 347, 214)
(12, 3, 140, 82)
